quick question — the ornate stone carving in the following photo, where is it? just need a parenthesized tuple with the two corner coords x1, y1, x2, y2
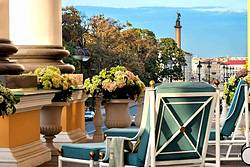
(40, 102, 69, 155)
(40, 126, 62, 136)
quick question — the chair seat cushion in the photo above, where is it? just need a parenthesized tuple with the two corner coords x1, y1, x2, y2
(104, 128, 139, 138)
(61, 143, 105, 161)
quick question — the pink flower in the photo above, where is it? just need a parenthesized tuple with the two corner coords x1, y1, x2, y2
(126, 71, 136, 80)
(102, 79, 117, 92)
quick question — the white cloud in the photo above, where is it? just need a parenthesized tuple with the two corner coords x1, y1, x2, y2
(193, 7, 247, 13)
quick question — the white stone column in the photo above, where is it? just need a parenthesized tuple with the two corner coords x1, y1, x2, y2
(0, 0, 24, 75)
(0, 0, 9, 38)
(9, 0, 62, 45)
(8, 0, 74, 73)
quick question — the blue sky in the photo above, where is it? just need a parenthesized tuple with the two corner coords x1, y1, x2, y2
(62, 0, 247, 12)
(62, 0, 247, 58)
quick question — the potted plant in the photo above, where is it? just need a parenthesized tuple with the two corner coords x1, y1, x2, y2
(33, 66, 77, 155)
(0, 83, 19, 117)
(83, 65, 145, 128)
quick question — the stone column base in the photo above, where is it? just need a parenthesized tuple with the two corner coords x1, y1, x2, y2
(0, 38, 24, 75)
(0, 140, 51, 167)
(54, 128, 86, 145)
(11, 45, 75, 73)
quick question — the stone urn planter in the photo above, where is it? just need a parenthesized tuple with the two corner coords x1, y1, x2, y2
(104, 99, 131, 128)
(40, 102, 69, 155)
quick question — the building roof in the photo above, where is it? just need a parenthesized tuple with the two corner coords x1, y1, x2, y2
(224, 60, 246, 65)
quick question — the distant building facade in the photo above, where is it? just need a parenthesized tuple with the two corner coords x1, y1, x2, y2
(192, 57, 247, 83)
(184, 52, 192, 81)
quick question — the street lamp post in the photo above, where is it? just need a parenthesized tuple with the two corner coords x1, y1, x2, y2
(182, 63, 187, 81)
(222, 64, 226, 82)
(73, 46, 90, 73)
(197, 61, 202, 82)
(167, 58, 173, 82)
(73, 38, 90, 75)
(207, 61, 211, 84)
(225, 66, 229, 82)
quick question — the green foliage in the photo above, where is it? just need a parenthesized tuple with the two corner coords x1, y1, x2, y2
(158, 38, 186, 81)
(0, 83, 20, 117)
(62, 6, 87, 44)
(62, 6, 89, 74)
(223, 69, 249, 105)
(83, 66, 145, 101)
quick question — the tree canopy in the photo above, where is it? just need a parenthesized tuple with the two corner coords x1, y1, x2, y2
(158, 38, 186, 81)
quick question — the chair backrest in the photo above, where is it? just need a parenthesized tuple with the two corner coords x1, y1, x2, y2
(136, 100, 150, 165)
(127, 87, 151, 166)
(221, 79, 246, 137)
(153, 82, 217, 165)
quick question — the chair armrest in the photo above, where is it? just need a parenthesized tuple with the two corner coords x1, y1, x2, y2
(104, 128, 139, 139)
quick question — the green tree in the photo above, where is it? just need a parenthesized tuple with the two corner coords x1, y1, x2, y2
(84, 15, 125, 74)
(120, 28, 160, 84)
(158, 38, 185, 82)
(62, 6, 89, 74)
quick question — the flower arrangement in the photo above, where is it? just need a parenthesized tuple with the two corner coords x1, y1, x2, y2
(83, 66, 145, 101)
(34, 66, 78, 102)
(223, 68, 249, 105)
(0, 83, 20, 117)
